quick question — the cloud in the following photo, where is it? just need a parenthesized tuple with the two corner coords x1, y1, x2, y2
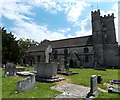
(75, 16, 92, 37)
(1, 0, 90, 42)
(58, 28, 71, 33)
(1, 0, 67, 42)
(1, 0, 33, 21)
(66, 1, 90, 23)
(1, 0, 118, 44)
(11, 20, 66, 42)
(29, 0, 90, 23)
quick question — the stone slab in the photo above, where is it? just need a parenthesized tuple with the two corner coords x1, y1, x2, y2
(57, 71, 78, 76)
(108, 86, 120, 94)
(16, 71, 35, 76)
(52, 83, 90, 98)
(36, 76, 65, 83)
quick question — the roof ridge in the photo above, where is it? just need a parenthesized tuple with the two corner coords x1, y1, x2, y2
(49, 35, 93, 42)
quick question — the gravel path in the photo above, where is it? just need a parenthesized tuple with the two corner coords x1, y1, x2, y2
(52, 83, 90, 98)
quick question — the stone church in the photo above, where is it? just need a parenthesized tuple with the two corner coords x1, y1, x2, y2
(24, 10, 119, 68)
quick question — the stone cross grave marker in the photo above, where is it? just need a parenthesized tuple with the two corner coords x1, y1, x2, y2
(88, 75, 100, 96)
(17, 75, 36, 93)
(45, 45, 52, 63)
(5, 62, 16, 77)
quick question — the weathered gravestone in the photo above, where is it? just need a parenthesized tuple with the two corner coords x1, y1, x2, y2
(4, 63, 16, 77)
(97, 75, 103, 84)
(17, 75, 36, 93)
(87, 75, 100, 97)
(52, 59, 65, 71)
(45, 45, 52, 63)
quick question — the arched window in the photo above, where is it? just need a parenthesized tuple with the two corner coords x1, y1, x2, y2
(84, 48, 89, 53)
(85, 56, 89, 62)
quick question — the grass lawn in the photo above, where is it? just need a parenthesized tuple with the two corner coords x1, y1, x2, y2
(65, 68, 119, 87)
(1, 67, 119, 99)
(1, 68, 61, 98)
(58, 68, 119, 98)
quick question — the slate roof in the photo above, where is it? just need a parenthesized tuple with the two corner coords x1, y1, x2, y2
(27, 35, 93, 53)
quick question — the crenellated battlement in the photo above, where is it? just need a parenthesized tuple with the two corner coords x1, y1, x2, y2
(91, 9, 114, 19)
(101, 13, 114, 19)
(91, 9, 100, 14)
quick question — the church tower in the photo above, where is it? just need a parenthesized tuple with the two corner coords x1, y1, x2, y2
(91, 10, 104, 67)
(91, 9, 119, 67)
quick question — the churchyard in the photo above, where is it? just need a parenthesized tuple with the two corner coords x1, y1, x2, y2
(1, 64, 119, 99)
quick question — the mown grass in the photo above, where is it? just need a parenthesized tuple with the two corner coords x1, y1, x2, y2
(1, 69, 61, 98)
(17, 65, 34, 71)
(63, 68, 119, 88)
(58, 68, 119, 98)
(95, 92, 120, 99)
(1, 67, 119, 98)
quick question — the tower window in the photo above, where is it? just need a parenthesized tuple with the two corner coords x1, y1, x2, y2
(84, 48, 89, 53)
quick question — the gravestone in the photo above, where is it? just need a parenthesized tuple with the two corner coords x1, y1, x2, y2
(88, 75, 100, 97)
(53, 59, 65, 71)
(66, 63, 69, 73)
(17, 75, 36, 93)
(45, 45, 52, 63)
(4, 63, 16, 77)
(97, 75, 103, 84)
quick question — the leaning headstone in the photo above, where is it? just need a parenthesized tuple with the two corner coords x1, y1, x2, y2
(17, 75, 36, 93)
(87, 75, 100, 97)
(4, 63, 16, 77)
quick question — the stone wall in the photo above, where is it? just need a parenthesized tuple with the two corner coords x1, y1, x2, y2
(53, 46, 94, 68)
(103, 43, 119, 67)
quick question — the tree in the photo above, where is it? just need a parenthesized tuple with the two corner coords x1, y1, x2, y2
(2, 27, 39, 64)
(2, 27, 20, 64)
(41, 39, 50, 43)
(18, 38, 39, 62)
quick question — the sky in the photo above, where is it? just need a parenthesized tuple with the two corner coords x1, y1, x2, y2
(0, 0, 119, 44)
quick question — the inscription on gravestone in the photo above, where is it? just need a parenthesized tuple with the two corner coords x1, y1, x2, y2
(5, 63, 16, 77)
(17, 75, 36, 93)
